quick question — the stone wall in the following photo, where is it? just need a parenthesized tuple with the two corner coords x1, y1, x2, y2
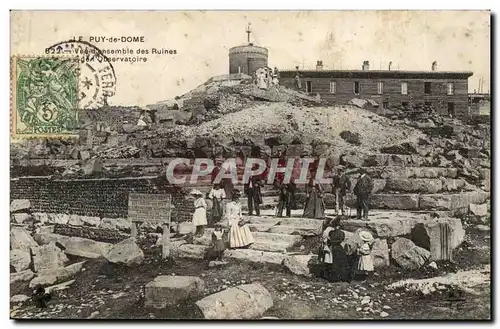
(10, 177, 195, 222)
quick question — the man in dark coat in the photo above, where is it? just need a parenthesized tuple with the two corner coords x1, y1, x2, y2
(244, 176, 263, 216)
(353, 170, 374, 220)
(276, 178, 296, 217)
(332, 166, 352, 215)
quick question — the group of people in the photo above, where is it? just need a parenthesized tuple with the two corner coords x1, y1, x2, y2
(189, 185, 255, 262)
(288, 166, 375, 221)
(313, 216, 375, 282)
(254, 66, 280, 91)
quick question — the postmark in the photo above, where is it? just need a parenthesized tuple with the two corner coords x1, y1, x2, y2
(45, 40, 117, 110)
(11, 55, 80, 138)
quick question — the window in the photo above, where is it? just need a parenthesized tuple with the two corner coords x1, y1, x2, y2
(377, 82, 384, 94)
(401, 82, 408, 95)
(354, 81, 360, 94)
(306, 81, 312, 94)
(447, 83, 455, 95)
(424, 82, 432, 94)
(383, 101, 389, 109)
(402, 102, 409, 108)
(329, 81, 336, 94)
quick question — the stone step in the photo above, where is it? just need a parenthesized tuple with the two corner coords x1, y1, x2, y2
(191, 228, 303, 252)
(223, 249, 287, 265)
(384, 178, 466, 194)
(345, 191, 489, 211)
(173, 242, 289, 265)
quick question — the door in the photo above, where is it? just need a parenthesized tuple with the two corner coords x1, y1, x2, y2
(306, 81, 312, 94)
(448, 102, 455, 117)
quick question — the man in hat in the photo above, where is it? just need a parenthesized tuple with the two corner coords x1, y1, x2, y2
(353, 169, 374, 220)
(332, 166, 351, 216)
(244, 176, 263, 216)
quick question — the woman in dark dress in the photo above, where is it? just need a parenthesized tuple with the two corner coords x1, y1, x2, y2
(327, 217, 350, 282)
(303, 179, 325, 219)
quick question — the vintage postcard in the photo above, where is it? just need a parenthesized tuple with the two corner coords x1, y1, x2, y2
(9, 10, 491, 320)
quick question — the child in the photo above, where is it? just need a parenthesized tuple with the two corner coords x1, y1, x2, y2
(204, 225, 226, 263)
(356, 231, 375, 281)
(190, 189, 207, 237)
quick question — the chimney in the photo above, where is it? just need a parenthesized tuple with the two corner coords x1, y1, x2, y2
(432, 61, 438, 71)
(362, 60, 370, 71)
(316, 60, 323, 70)
(388, 61, 393, 71)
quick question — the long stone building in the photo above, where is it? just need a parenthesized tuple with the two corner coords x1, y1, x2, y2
(279, 61, 473, 119)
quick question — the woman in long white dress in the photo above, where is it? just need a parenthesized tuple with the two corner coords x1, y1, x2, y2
(191, 190, 207, 236)
(225, 190, 255, 248)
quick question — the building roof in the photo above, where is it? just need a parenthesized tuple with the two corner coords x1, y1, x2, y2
(279, 69, 473, 79)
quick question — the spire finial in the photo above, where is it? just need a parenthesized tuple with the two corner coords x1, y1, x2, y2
(246, 23, 252, 44)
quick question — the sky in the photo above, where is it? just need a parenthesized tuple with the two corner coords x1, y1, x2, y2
(11, 10, 490, 106)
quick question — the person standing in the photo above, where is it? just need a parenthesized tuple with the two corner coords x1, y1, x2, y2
(225, 190, 255, 249)
(190, 189, 207, 236)
(208, 183, 226, 225)
(332, 166, 352, 215)
(328, 217, 350, 282)
(303, 179, 325, 219)
(244, 176, 263, 216)
(355, 231, 375, 281)
(353, 170, 374, 220)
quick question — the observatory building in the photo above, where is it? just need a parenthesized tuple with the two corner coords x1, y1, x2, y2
(229, 23, 268, 76)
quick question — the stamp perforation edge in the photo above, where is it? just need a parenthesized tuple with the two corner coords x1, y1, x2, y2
(10, 54, 82, 140)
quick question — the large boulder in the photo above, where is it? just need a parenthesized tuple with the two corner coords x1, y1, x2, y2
(11, 213, 32, 224)
(34, 233, 112, 259)
(116, 218, 131, 231)
(32, 212, 50, 224)
(10, 199, 31, 213)
(195, 283, 273, 319)
(346, 194, 419, 211)
(80, 216, 101, 227)
(100, 218, 118, 230)
(11, 269, 35, 284)
(283, 254, 315, 277)
(11, 227, 38, 252)
(103, 238, 144, 265)
(82, 157, 103, 176)
(391, 238, 431, 270)
(469, 203, 488, 217)
(47, 213, 69, 225)
(11, 249, 31, 272)
(31, 241, 69, 272)
(175, 244, 208, 259)
(29, 261, 85, 288)
(411, 218, 465, 261)
(144, 275, 205, 309)
(342, 216, 421, 238)
(371, 239, 390, 268)
(68, 214, 84, 226)
(250, 232, 303, 252)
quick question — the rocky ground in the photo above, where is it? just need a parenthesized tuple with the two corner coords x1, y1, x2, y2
(10, 218, 490, 320)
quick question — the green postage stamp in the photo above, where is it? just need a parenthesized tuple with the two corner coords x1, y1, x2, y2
(11, 56, 80, 138)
